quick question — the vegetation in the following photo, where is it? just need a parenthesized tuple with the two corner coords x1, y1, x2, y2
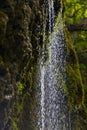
(65, 0, 87, 119)
(65, 0, 87, 30)
(64, 0, 87, 49)
(0, 0, 87, 129)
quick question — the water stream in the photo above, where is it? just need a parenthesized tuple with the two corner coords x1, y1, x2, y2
(37, 0, 71, 130)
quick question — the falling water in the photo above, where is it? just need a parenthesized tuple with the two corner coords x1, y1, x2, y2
(37, 0, 71, 130)
(48, 0, 55, 33)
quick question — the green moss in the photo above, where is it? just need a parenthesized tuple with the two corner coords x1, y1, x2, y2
(19, 92, 37, 130)
(66, 64, 83, 108)
(63, 28, 87, 129)
(64, 27, 83, 109)
(16, 57, 39, 129)
(80, 63, 87, 70)
(12, 121, 18, 130)
(18, 82, 24, 95)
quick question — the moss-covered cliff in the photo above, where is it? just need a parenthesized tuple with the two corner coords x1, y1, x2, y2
(0, 0, 86, 130)
(0, 0, 44, 129)
(64, 28, 87, 129)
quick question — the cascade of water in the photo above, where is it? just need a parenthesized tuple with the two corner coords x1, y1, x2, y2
(38, 0, 70, 130)
(40, 64, 45, 130)
(48, 0, 55, 34)
(39, 1, 55, 130)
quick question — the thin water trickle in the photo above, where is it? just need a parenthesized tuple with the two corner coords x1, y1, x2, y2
(38, 0, 69, 130)
(48, 0, 55, 34)
(40, 63, 45, 130)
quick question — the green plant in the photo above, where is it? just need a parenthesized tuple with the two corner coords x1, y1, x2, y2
(18, 82, 24, 95)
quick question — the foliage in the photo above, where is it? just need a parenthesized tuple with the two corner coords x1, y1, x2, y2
(64, 0, 87, 51)
(65, 0, 87, 24)
(65, 0, 87, 114)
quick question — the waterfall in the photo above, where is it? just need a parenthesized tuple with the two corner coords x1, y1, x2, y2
(37, 0, 71, 130)
(48, 0, 55, 34)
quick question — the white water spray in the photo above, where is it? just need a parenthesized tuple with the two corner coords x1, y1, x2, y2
(38, 0, 70, 130)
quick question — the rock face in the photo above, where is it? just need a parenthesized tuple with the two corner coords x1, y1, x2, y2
(0, 0, 85, 130)
(0, 0, 43, 129)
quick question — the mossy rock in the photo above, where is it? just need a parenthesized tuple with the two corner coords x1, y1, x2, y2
(66, 64, 83, 108)
(0, 11, 8, 44)
(64, 27, 83, 109)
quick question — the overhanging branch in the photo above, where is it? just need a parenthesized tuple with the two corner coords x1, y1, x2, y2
(66, 18, 87, 32)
